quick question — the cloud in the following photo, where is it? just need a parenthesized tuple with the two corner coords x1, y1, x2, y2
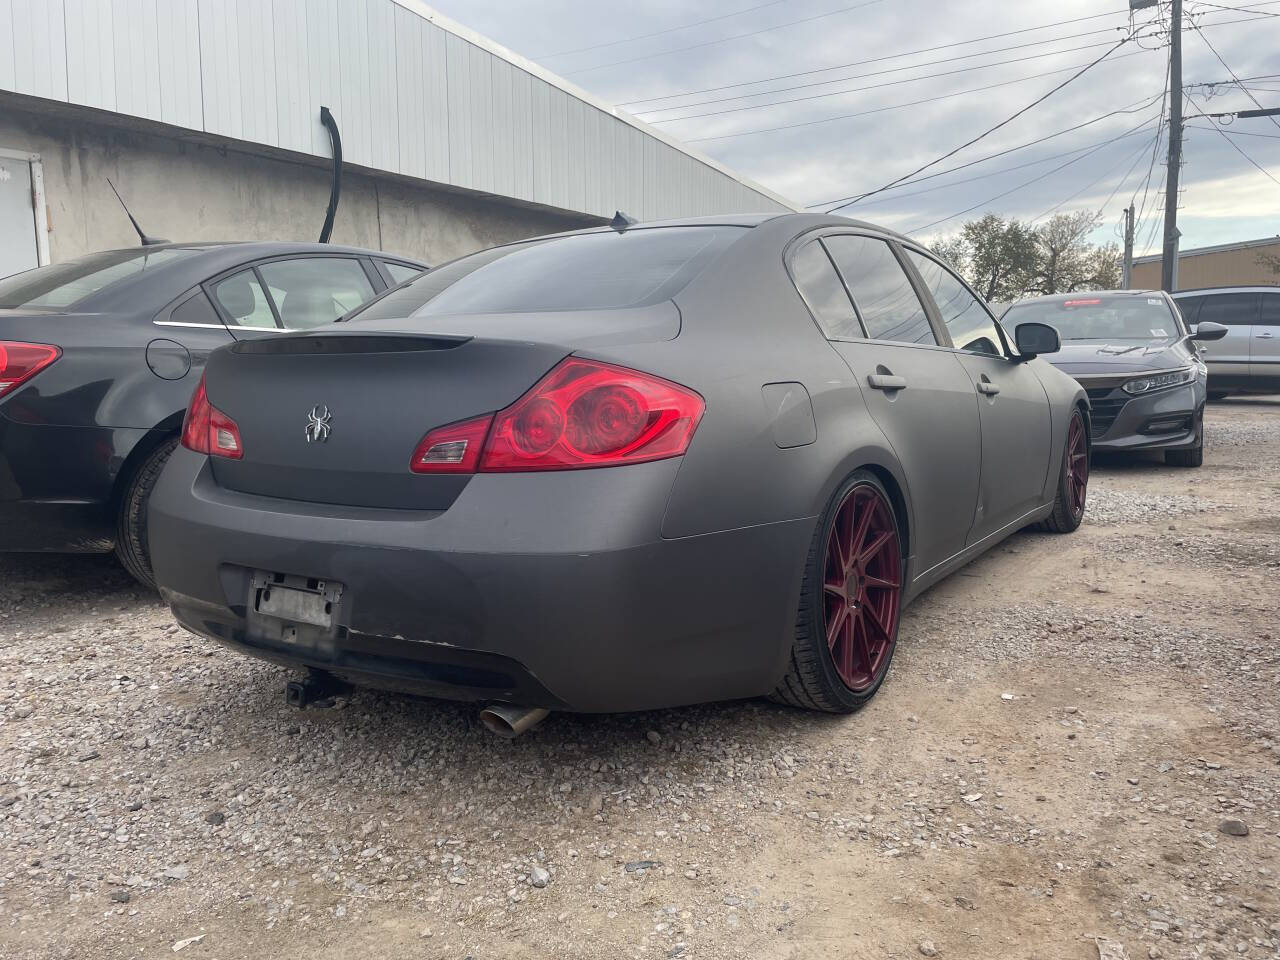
(429, 0, 1280, 250)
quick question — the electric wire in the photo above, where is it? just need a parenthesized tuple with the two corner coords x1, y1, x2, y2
(1187, 18, 1280, 132)
(1185, 93, 1280, 187)
(1032, 129, 1160, 223)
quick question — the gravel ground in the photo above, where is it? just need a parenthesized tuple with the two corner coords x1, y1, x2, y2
(2, 400, 1278, 960)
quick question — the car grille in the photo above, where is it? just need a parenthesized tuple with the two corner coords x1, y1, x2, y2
(1085, 387, 1129, 438)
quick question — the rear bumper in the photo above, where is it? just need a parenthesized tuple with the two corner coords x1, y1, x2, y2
(150, 448, 812, 713)
(1088, 382, 1202, 453)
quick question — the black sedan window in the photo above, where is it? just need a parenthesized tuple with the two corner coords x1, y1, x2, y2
(351, 226, 745, 321)
(0, 247, 199, 310)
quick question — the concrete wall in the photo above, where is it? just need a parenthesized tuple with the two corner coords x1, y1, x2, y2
(0, 97, 600, 267)
(1132, 241, 1280, 291)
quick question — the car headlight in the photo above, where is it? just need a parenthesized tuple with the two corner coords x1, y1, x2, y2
(1122, 367, 1195, 395)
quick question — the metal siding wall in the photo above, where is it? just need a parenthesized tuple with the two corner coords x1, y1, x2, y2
(444, 31, 472, 190)
(467, 42, 494, 195)
(156, 0, 201, 128)
(305, 0, 341, 157)
(0, 0, 791, 219)
(65, 0, 116, 112)
(366, 0, 398, 172)
(11, 0, 68, 102)
(113, 0, 162, 121)
(272, 0, 312, 155)
(336, 0, 371, 167)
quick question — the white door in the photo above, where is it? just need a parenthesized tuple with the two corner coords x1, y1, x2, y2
(0, 154, 39, 280)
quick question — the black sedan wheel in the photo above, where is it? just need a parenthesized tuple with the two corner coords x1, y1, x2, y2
(774, 471, 903, 713)
(115, 438, 178, 590)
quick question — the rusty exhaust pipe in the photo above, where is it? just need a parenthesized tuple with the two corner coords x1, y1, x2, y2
(479, 703, 549, 739)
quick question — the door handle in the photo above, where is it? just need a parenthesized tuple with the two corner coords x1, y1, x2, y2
(868, 374, 907, 391)
(1258, 332, 1275, 339)
(977, 380, 1000, 396)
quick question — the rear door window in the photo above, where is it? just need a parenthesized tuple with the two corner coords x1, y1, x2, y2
(211, 270, 278, 328)
(904, 250, 1002, 355)
(1197, 292, 1260, 326)
(824, 236, 938, 346)
(258, 258, 375, 329)
(790, 238, 862, 339)
(1174, 296, 1203, 325)
(1260, 292, 1280, 326)
(382, 261, 423, 285)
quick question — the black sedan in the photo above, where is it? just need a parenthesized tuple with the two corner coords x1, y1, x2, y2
(1003, 291, 1227, 467)
(0, 242, 424, 587)
(149, 214, 1087, 727)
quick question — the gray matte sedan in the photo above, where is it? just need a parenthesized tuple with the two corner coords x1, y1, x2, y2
(149, 214, 1089, 729)
(1004, 291, 1228, 467)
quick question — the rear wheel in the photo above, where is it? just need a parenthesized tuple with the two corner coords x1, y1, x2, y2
(773, 472, 904, 713)
(1165, 407, 1204, 467)
(115, 438, 178, 591)
(1037, 409, 1088, 533)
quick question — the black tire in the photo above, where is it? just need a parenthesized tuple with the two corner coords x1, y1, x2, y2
(772, 471, 904, 714)
(1036, 408, 1088, 534)
(114, 437, 178, 591)
(1165, 408, 1204, 467)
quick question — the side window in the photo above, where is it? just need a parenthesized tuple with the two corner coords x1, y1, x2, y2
(257, 258, 376, 329)
(383, 261, 424, 285)
(790, 239, 862, 339)
(824, 236, 937, 345)
(1197, 292, 1259, 327)
(1260, 292, 1280, 325)
(1174, 296, 1203, 325)
(169, 290, 220, 326)
(905, 250, 1002, 355)
(211, 270, 277, 328)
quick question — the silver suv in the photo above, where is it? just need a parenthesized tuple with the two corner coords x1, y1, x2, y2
(1172, 287, 1280, 398)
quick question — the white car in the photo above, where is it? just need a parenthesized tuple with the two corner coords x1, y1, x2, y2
(1172, 287, 1280, 398)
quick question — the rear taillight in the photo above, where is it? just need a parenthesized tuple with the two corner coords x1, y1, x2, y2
(181, 375, 243, 459)
(0, 341, 61, 399)
(409, 414, 493, 474)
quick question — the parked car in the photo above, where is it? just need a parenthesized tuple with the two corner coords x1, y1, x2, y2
(149, 214, 1088, 727)
(1003, 291, 1227, 467)
(1171, 286, 1280, 398)
(0, 242, 426, 588)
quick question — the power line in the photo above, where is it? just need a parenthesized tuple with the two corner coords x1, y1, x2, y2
(1187, 18, 1280, 132)
(805, 91, 1166, 208)
(1033, 129, 1160, 222)
(903, 115, 1160, 235)
(562, 0, 889, 77)
(618, 8, 1140, 107)
(1185, 94, 1280, 187)
(635, 26, 1132, 118)
(687, 45, 1157, 145)
(646, 36, 1140, 124)
(1129, 55, 1171, 237)
(1186, 122, 1280, 136)
(533, 0, 792, 59)
(1188, 0, 1280, 17)
(829, 36, 1137, 212)
(849, 120, 1163, 210)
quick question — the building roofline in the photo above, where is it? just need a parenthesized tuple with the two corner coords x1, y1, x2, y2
(392, 0, 801, 213)
(1132, 235, 1280, 264)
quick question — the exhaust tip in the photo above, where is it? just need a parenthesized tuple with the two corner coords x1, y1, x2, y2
(479, 704, 549, 739)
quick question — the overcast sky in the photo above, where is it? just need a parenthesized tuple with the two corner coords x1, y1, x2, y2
(427, 0, 1280, 255)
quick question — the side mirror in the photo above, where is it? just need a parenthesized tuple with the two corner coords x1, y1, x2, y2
(1191, 320, 1228, 342)
(1014, 322, 1061, 359)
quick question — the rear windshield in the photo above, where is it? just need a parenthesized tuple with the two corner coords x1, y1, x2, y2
(349, 226, 745, 322)
(0, 247, 199, 310)
(1003, 294, 1184, 340)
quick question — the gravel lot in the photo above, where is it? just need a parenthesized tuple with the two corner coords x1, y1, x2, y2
(2, 399, 1278, 960)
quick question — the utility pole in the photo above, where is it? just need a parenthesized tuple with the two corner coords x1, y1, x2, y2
(1160, 0, 1183, 293)
(1122, 204, 1135, 289)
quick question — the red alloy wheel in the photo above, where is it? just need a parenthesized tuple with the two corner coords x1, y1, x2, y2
(1066, 411, 1089, 517)
(822, 483, 902, 692)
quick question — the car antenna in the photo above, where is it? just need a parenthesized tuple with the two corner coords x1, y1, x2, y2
(106, 177, 169, 246)
(610, 210, 638, 233)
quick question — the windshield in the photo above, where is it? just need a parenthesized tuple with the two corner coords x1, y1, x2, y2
(348, 226, 745, 323)
(1003, 295, 1184, 341)
(0, 247, 199, 310)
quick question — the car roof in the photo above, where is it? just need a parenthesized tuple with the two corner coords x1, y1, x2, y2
(72, 241, 425, 313)
(1010, 290, 1169, 307)
(1171, 285, 1280, 295)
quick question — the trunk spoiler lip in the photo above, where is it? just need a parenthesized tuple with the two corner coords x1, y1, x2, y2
(227, 331, 475, 356)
